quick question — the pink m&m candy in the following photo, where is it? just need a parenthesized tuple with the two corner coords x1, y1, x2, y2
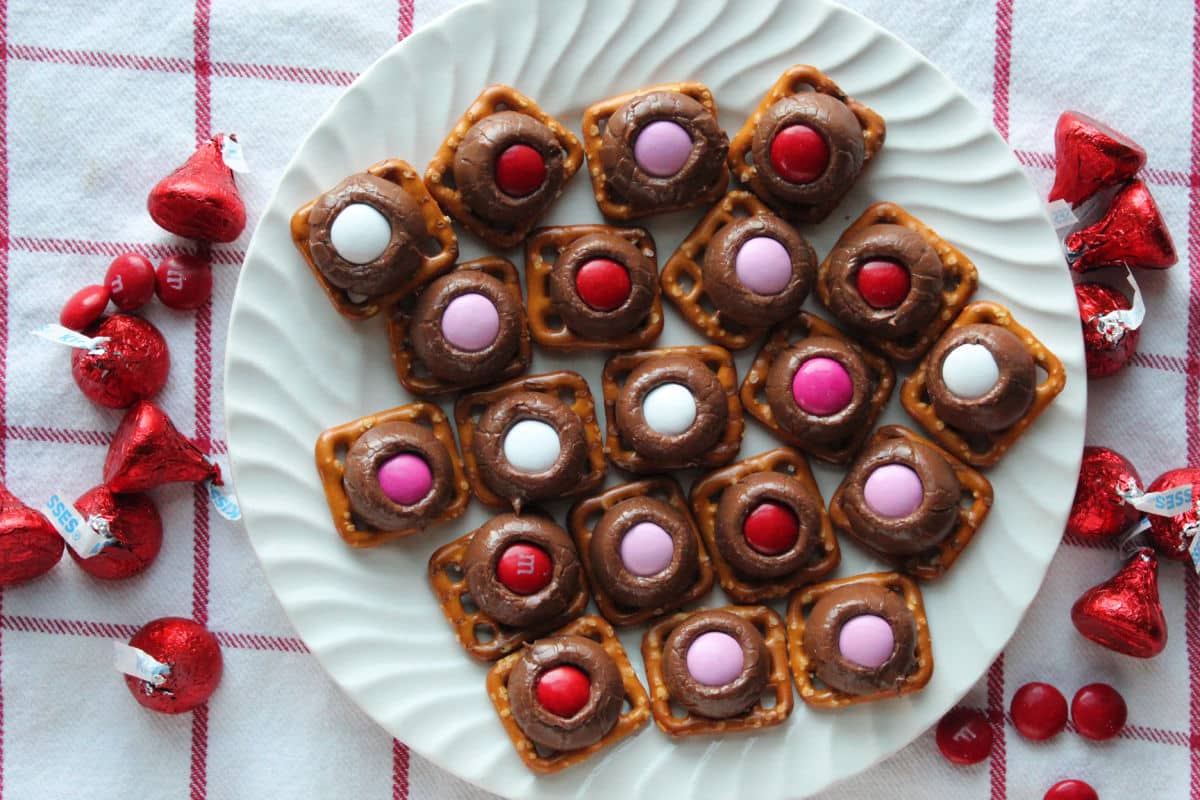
(441, 293, 500, 351)
(735, 236, 792, 295)
(838, 614, 895, 668)
(634, 121, 693, 177)
(792, 357, 853, 416)
(863, 464, 924, 518)
(686, 631, 744, 686)
(377, 453, 433, 505)
(620, 522, 675, 576)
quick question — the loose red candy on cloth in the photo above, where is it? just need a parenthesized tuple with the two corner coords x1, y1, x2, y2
(1076, 282, 1140, 378)
(1071, 682, 1127, 740)
(105, 252, 157, 311)
(70, 314, 170, 409)
(1071, 548, 1166, 658)
(1044, 780, 1099, 800)
(1010, 682, 1068, 741)
(935, 706, 993, 765)
(1067, 446, 1142, 542)
(1048, 111, 1147, 206)
(155, 254, 213, 310)
(1144, 467, 1200, 558)
(103, 401, 220, 493)
(535, 665, 590, 717)
(0, 484, 64, 586)
(148, 133, 246, 243)
(1065, 180, 1178, 272)
(124, 617, 223, 714)
(70, 485, 162, 580)
(59, 284, 110, 331)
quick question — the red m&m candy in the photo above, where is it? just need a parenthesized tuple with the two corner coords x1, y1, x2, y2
(1010, 682, 1068, 741)
(536, 665, 591, 717)
(496, 543, 552, 595)
(106, 252, 157, 311)
(1044, 780, 1098, 800)
(935, 706, 993, 765)
(495, 144, 546, 197)
(1071, 683, 1126, 740)
(156, 254, 213, 311)
(60, 285, 111, 331)
(856, 260, 910, 309)
(743, 501, 799, 555)
(575, 258, 631, 311)
(769, 124, 829, 183)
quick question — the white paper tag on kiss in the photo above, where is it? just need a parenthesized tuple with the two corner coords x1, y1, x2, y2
(1121, 483, 1195, 517)
(207, 478, 241, 521)
(1048, 199, 1077, 231)
(43, 492, 111, 558)
(1092, 267, 1146, 344)
(31, 324, 109, 354)
(221, 134, 250, 174)
(113, 642, 170, 686)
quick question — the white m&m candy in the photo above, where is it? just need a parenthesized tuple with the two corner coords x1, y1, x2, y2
(502, 420, 561, 473)
(940, 343, 999, 399)
(642, 383, 696, 436)
(330, 203, 392, 264)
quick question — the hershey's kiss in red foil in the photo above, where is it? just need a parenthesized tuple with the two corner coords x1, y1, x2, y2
(147, 134, 246, 243)
(1049, 111, 1146, 206)
(1076, 281, 1141, 378)
(103, 401, 220, 493)
(1142, 467, 1200, 560)
(1071, 547, 1167, 658)
(0, 483, 64, 586)
(124, 617, 223, 714)
(70, 485, 162, 580)
(1065, 180, 1177, 272)
(1067, 446, 1143, 542)
(71, 314, 169, 409)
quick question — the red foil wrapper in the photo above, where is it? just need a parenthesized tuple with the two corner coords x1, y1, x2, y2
(1145, 467, 1200, 559)
(0, 484, 64, 586)
(125, 617, 223, 714)
(147, 134, 246, 243)
(1067, 446, 1143, 541)
(1071, 548, 1167, 658)
(71, 314, 169, 409)
(1066, 180, 1177, 272)
(103, 401, 220, 493)
(1077, 282, 1140, 378)
(1049, 111, 1146, 206)
(70, 485, 162, 580)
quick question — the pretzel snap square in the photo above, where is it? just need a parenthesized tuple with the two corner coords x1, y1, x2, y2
(427, 522, 591, 663)
(454, 370, 607, 510)
(290, 158, 458, 321)
(688, 447, 840, 603)
(786, 572, 933, 709)
(314, 402, 469, 548)
(601, 344, 744, 473)
(567, 476, 715, 627)
(740, 312, 894, 465)
(829, 425, 993, 580)
(660, 190, 783, 350)
(386, 256, 532, 397)
(524, 224, 664, 351)
(581, 82, 730, 220)
(641, 605, 794, 737)
(815, 202, 979, 361)
(727, 65, 885, 224)
(900, 301, 1067, 467)
(486, 615, 651, 773)
(424, 85, 583, 249)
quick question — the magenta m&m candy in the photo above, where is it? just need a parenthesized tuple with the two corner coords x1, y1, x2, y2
(376, 453, 433, 506)
(792, 357, 853, 416)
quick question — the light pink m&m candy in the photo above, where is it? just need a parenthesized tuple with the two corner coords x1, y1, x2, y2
(620, 522, 674, 576)
(441, 293, 500, 351)
(792, 357, 853, 416)
(863, 464, 923, 518)
(838, 614, 895, 668)
(634, 121, 693, 177)
(686, 631, 744, 686)
(377, 453, 433, 505)
(735, 237, 792, 295)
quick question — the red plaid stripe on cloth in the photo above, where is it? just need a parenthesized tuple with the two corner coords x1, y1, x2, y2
(0, 0, 1192, 797)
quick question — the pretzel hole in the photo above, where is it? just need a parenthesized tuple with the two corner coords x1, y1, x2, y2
(699, 294, 718, 317)
(918, 384, 932, 406)
(595, 115, 609, 137)
(760, 690, 778, 710)
(943, 270, 962, 292)
(772, 462, 797, 476)
(580, 629, 604, 645)
(460, 592, 480, 615)
(443, 563, 464, 583)
(742, 149, 755, 167)
(410, 416, 435, 432)
(1036, 364, 1050, 386)
(533, 742, 558, 759)
(676, 271, 696, 296)
(346, 291, 369, 305)
(612, 368, 631, 390)
(545, 312, 566, 333)
(467, 403, 485, 425)
(422, 236, 445, 257)
(558, 387, 577, 406)
(410, 359, 432, 380)
(539, 245, 559, 266)
(621, 697, 634, 715)
(474, 623, 496, 643)
(894, 330, 920, 350)
(669, 700, 689, 719)
(788, 80, 817, 94)
(719, 314, 747, 336)
(959, 492, 976, 510)
(493, 102, 511, 112)
(965, 433, 992, 455)
(729, 204, 752, 220)
(585, 510, 603, 530)
(333, 443, 349, 464)
(440, 170, 457, 192)
(648, 486, 672, 504)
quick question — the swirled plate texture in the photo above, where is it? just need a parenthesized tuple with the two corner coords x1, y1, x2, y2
(225, 0, 1085, 797)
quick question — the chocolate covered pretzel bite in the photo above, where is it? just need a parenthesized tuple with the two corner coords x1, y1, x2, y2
(582, 82, 729, 220)
(728, 65, 885, 224)
(291, 158, 457, 319)
(425, 85, 583, 248)
(314, 402, 469, 547)
(387, 257, 531, 396)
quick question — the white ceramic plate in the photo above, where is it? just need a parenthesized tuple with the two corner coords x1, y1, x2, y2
(225, 0, 1086, 797)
